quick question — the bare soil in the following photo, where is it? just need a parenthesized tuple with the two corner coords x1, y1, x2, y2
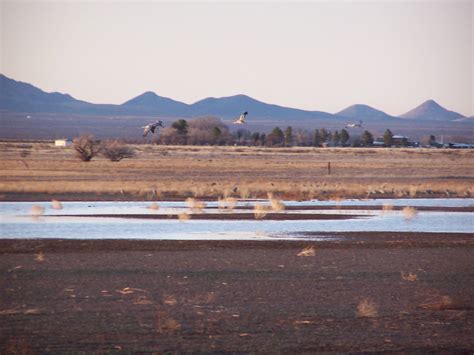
(1, 234, 473, 352)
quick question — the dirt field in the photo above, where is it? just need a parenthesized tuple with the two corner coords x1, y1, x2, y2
(0, 142, 473, 200)
(1, 235, 473, 352)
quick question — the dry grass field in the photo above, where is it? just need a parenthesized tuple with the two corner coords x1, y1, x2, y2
(0, 141, 473, 200)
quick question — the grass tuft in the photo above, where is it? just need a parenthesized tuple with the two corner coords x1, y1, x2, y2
(268, 193, 285, 212)
(401, 271, 417, 282)
(35, 252, 46, 262)
(418, 296, 453, 311)
(31, 205, 45, 216)
(297, 246, 316, 257)
(163, 295, 178, 306)
(402, 206, 418, 220)
(254, 203, 269, 220)
(382, 203, 394, 213)
(51, 199, 63, 209)
(186, 198, 206, 213)
(178, 212, 191, 221)
(357, 299, 378, 318)
(218, 197, 237, 212)
(149, 202, 160, 210)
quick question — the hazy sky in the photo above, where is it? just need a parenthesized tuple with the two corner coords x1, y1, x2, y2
(2, 1, 473, 116)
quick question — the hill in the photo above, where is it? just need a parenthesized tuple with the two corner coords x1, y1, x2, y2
(399, 99, 465, 121)
(336, 104, 397, 122)
(0, 74, 338, 120)
(121, 91, 189, 116)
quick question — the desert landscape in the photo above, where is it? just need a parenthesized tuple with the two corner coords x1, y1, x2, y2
(1, 1, 473, 352)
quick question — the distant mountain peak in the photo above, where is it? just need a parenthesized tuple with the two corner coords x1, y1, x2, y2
(141, 91, 158, 97)
(121, 91, 187, 108)
(336, 104, 395, 121)
(400, 99, 465, 121)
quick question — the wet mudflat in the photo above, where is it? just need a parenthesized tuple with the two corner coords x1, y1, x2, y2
(1, 235, 473, 353)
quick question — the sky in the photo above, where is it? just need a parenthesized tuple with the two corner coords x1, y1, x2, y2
(1, 1, 473, 116)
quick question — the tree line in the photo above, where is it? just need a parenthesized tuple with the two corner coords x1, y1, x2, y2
(152, 117, 399, 147)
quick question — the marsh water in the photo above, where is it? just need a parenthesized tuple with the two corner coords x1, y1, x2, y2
(0, 199, 472, 240)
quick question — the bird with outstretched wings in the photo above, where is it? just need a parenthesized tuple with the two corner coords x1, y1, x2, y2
(142, 120, 164, 137)
(233, 111, 248, 124)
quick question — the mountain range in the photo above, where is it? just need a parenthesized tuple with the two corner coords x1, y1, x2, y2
(0, 73, 470, 123)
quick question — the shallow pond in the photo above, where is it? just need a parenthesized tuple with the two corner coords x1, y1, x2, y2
(0, 199, 472, 240)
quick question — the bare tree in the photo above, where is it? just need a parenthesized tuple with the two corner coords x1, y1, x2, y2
(101, 140, 136, 162)
(73, 135, 100, 161)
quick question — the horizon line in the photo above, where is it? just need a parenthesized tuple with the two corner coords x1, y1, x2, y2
(1, 73, 471, 118)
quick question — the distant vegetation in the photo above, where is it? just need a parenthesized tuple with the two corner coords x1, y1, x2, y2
(74, 136, 136, 162)
(149, 117, 422, 148)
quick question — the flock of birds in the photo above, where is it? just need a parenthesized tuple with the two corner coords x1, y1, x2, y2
(142, 112, 362, 137)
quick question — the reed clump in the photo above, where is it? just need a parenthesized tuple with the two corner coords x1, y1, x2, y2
(418, 296, 453, 310)
(51, 199, 63, 209)
(149, 202, 160, 210)
(357, 299, 378, 318)
(401, 271, 417, 282)
(402, 206, 418, 220)
(186, 198, 206, 213)
(218, 197, 237, 212)
(268, 193, 285, 212)
(178, 212, 190, 221)
(35, 252, 46, 262)
(254, 203, 270, 220)
(297, 246, 316, 257)
(31, 205, 45, 216)
(382, 203, 394, 213)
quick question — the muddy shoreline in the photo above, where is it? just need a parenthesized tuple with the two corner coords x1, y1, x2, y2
(49, 212, 365, 220)
(0, 191, 470, 202)
(1, 235, 473, 352)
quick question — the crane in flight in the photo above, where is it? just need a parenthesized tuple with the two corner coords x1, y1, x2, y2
(142, 120, 164, 137)
(233, 111, 248, 125)
(345, 120, 363, 129)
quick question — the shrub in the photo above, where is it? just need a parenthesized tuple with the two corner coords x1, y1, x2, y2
(73, 135, 100, 161)
(101, 140, 136, 162)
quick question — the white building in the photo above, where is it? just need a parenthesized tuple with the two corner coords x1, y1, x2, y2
(54, 139, 73, 147)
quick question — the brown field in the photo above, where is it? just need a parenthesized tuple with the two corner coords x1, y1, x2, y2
(1, 236, 473, 352)
(0, 142, 473, 200)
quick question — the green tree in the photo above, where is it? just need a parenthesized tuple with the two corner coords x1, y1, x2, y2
(383, 129, 393, 146)
(284, 126, 293, 147)
(313, 129, 321, 147)
(361, 130, 374, 146)
(171, 119, 189, 135)
(340, 129, 350, 146)
(212, 126, 221, 141)
(429, 135, 436, 146)
(251, 132, 260, 146)
(320, 128, 330, 143)
(267, 127, 284, 146)
(332, 130, 340, 146)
